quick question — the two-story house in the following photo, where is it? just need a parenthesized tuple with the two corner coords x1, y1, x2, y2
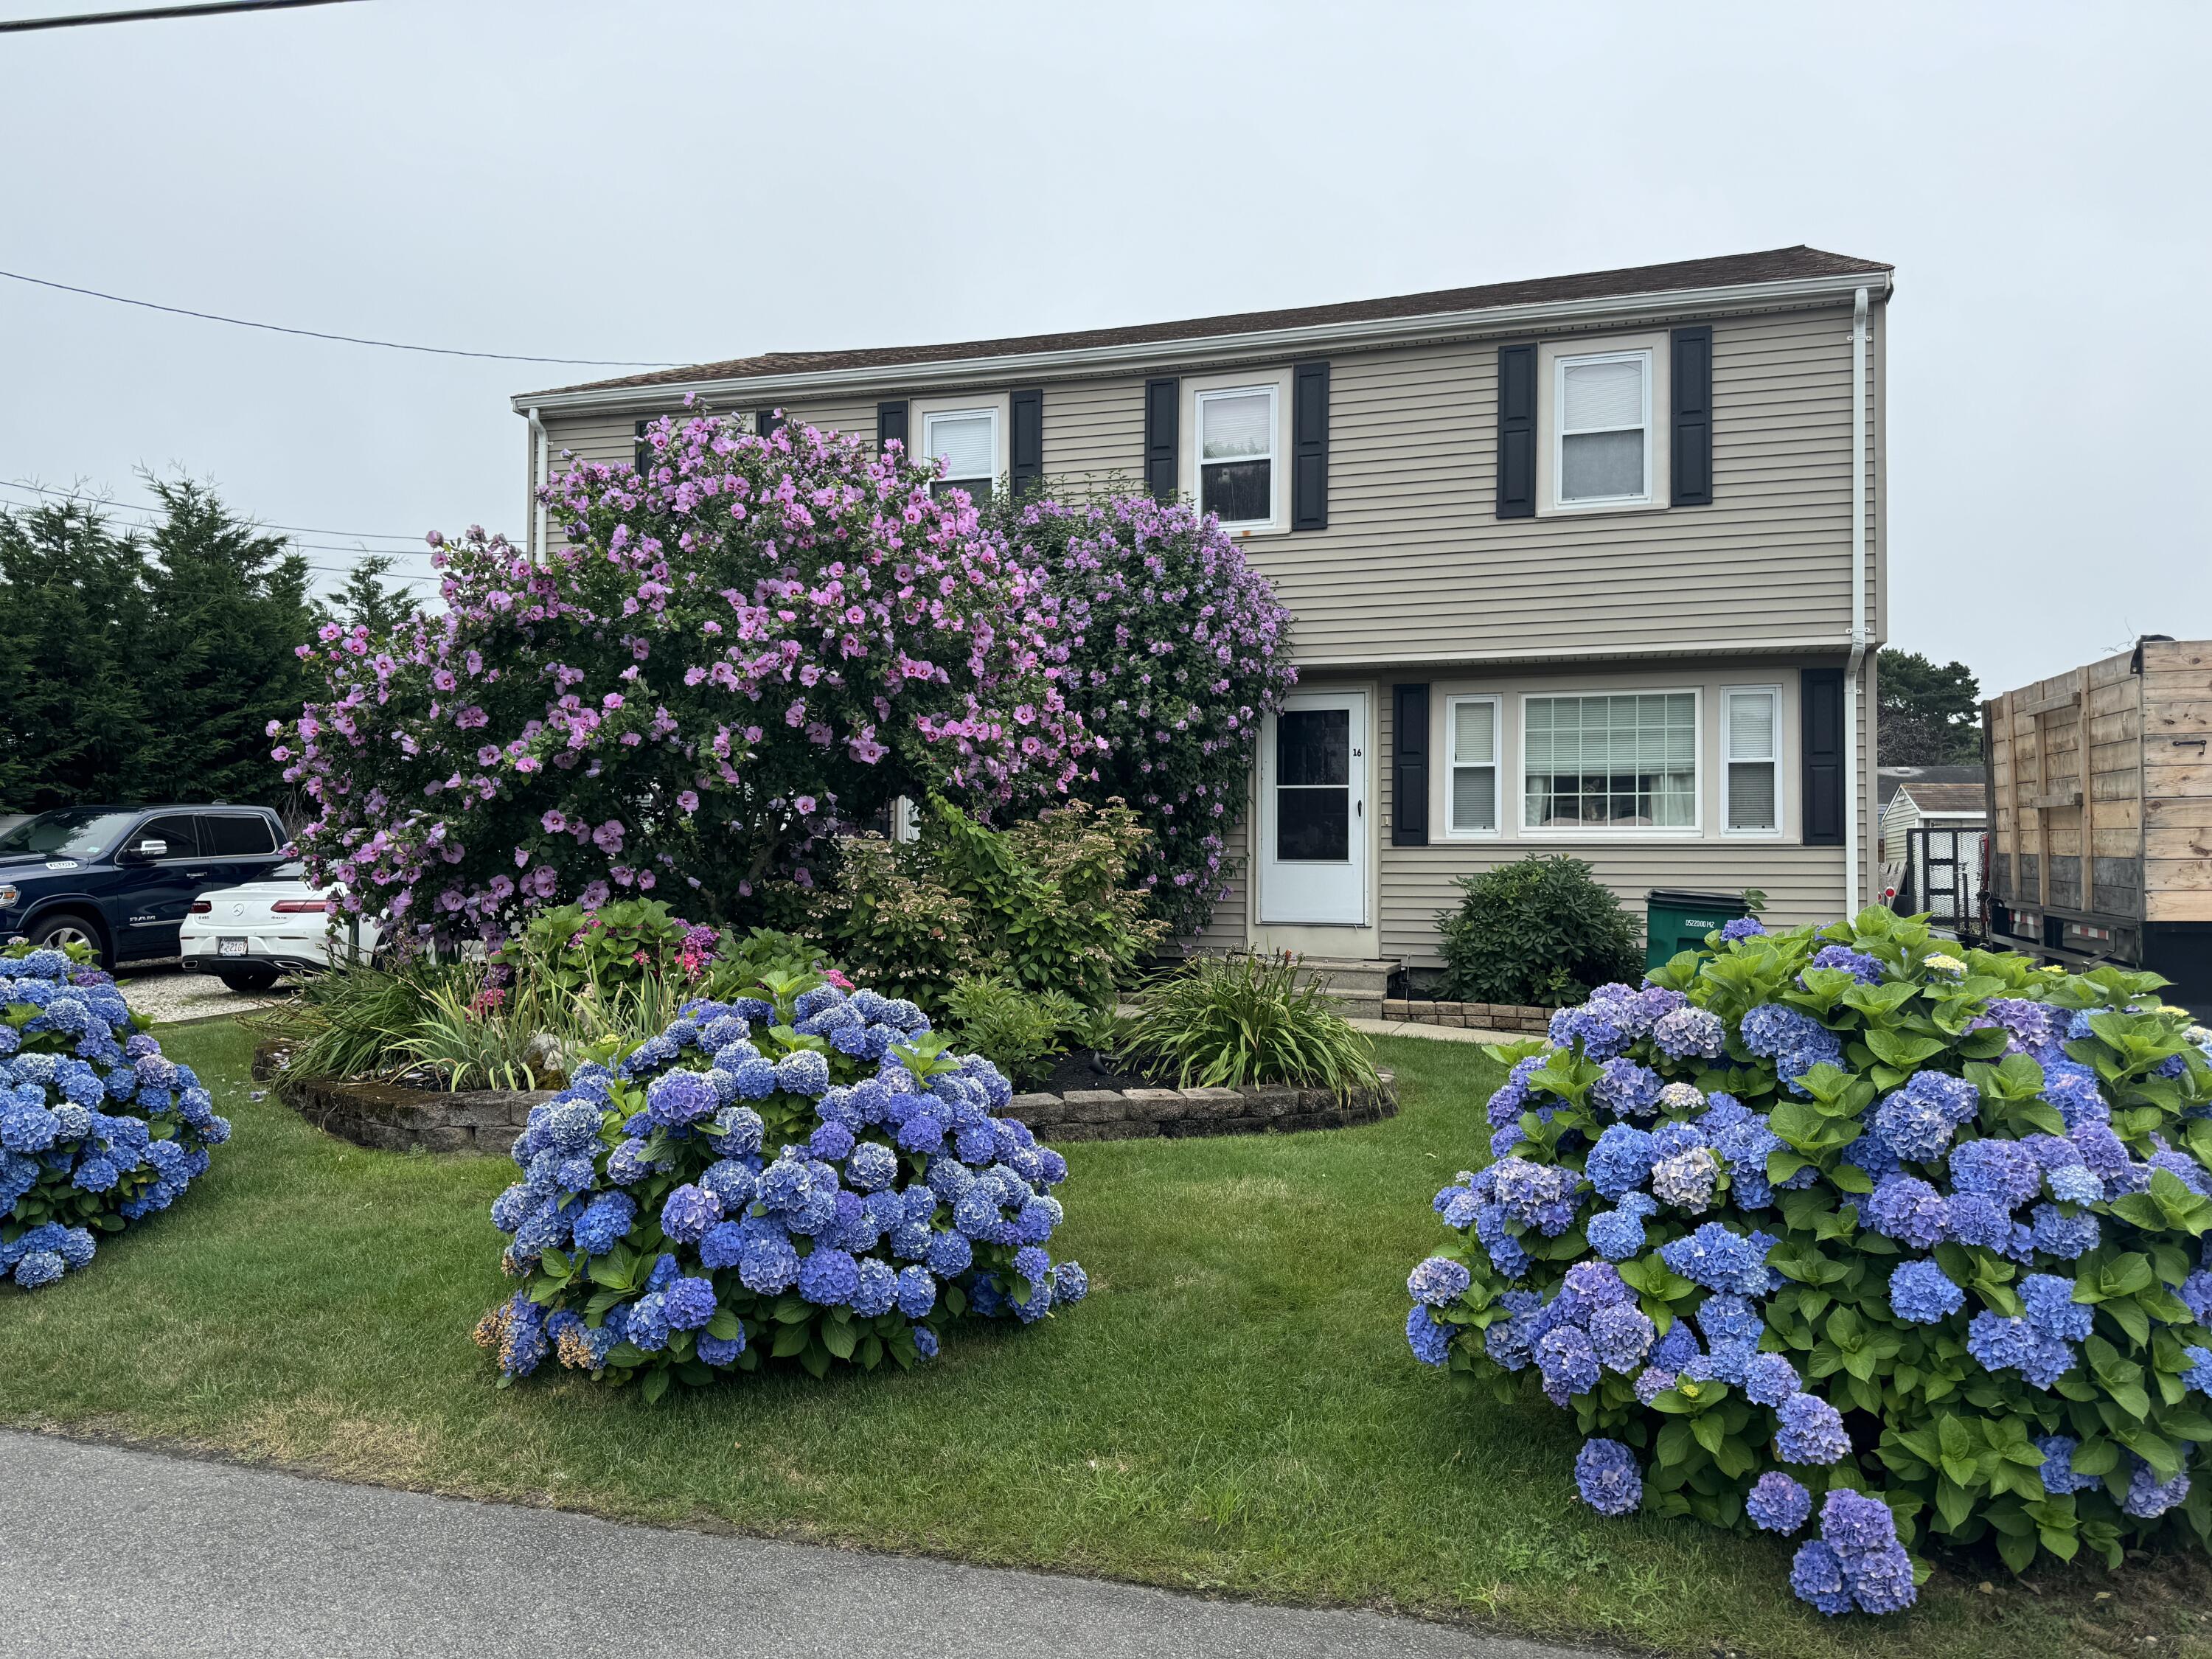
(512, 245, 1891, 978)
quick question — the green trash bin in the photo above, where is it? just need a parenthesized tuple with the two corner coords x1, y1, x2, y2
(1645, 888, 1753, 970)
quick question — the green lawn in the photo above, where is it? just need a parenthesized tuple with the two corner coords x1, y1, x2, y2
(2, 1020, 2204, 1658)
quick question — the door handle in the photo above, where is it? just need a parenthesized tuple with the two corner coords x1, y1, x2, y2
(185, 869, 210, 879)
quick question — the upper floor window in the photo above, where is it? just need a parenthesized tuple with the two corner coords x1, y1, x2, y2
(1722, 686, 1781, 834)
(1196, 386, 1276, 527)
(1523, 690, 1697, 831)
(1554, 348, 1652, 507)
(924, 408, 997, 502)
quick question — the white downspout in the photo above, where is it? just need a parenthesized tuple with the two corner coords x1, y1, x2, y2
(1845, 288, 1869, 915)
(525, 405, 549, 566)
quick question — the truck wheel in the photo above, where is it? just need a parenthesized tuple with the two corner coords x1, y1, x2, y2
(28, 911, 106, 967)
(216, 965, 280, 995)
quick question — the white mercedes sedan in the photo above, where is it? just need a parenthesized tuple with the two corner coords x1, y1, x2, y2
(179, 860, 380, 993)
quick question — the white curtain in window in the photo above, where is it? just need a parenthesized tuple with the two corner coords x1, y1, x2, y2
(1562, 358, 1644, 432)
(928, 412, 995, 479)
(1200, 391, 1273, 459)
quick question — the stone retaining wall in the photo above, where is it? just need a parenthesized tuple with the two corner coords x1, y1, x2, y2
(256, 1041, 553, 1155)
(1002, 1071, 1395, 1142)
(1381, 999, 1556, 1034)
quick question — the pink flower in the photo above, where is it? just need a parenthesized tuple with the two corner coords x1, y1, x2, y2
(676, 790, 699, 813)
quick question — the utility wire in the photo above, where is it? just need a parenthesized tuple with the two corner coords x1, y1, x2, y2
(0, 1, 358, 36)
(1, 478, 434, 546)
(0, 268, 678, 367)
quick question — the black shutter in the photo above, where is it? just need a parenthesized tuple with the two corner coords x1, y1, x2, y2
(755, 406, 784, 439)
(1496, 344, 1537, 518)
(1292, 360, 1329, 530)
(877, 400, 908, 456)
(1144, 377, 1179, 502)
(1671, 325, 1714, 507)
(633, 418, 652, 474)
(1801, 667, 1845, 846)
(1392, 684, 1430, 847)
(1009, 388, 1044, 498)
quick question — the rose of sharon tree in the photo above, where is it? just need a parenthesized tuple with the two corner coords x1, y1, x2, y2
(277, 410, 1093, 945)
(993, 494, 1295, 939)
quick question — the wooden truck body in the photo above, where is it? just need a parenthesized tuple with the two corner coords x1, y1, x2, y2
(1984, 638, 2212, 1015)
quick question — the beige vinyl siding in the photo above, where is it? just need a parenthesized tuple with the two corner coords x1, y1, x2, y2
(1040, 375, 1147, 491)
(1231, 305, 1877, 665)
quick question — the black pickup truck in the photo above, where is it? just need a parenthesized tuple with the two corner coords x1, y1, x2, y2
(0, 804, 289, 966)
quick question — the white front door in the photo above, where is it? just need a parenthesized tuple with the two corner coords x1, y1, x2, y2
(1257, 690, 1368, 925)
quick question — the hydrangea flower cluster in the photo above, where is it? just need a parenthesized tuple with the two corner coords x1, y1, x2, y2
(0, 944, 229, 1290)
(989, 494, 1296, 939)
(1406, 907, 2212, 1615)
(279, 407, 1098, 950)
(476, 975, 1084, 1394)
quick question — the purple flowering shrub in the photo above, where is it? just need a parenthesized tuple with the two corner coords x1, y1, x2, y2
(279, 408, 1093, 949)
(989, 494, 1295, 939)
(1405, 906, 2212, 1615)
(475, 973, 1085, 1397)
(0, 942, 230, 1291)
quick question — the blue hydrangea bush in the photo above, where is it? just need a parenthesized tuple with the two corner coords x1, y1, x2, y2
(477, 975, 1085, 1398)
(0, 943, 231, 1290)
(1405, 908, 2212, 1615)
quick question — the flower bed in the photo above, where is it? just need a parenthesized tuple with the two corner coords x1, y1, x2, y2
(255, 1042, 554, 1155)
(1, 945, 230, 1290)
(478, 978, 1084, 1396)
(1405, 910, 2212, 1617)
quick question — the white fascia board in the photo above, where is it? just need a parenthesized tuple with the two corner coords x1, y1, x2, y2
(512, 269, 1893, 417)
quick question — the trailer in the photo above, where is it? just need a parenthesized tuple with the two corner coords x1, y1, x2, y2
(1984, 637, 2212, 1015)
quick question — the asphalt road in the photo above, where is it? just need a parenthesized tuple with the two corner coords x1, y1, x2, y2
(0, 1430, 1604, 1659)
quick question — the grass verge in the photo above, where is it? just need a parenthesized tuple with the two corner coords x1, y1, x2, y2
(1, 1020, 2204, 1657)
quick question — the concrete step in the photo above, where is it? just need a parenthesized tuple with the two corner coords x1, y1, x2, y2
(1287, 954, 1394, 1018)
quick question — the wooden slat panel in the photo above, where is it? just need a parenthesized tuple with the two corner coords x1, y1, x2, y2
(2149, 762, 2212, 796)
(2147, 797, 2212, 827)
(2147, 826, 2212, 858)
(2143, 669, 2212, 698)
(2145, 701, 2212, 736)
(2149, 890, 2212, 921)
(2148, 858, 2212, 891)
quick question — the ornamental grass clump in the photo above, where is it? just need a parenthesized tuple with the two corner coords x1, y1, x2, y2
(0, 943, 230, 1290)
(1404, 907, 2212, 1616)
(476, 973, 1085, 1397)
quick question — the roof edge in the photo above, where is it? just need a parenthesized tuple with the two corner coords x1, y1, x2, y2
(512, 266, 1893, 417)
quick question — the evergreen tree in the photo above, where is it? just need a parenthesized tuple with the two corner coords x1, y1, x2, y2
(333, 552, 419, 641)
(0, 501, 149, 810)
(1878, 648, 1983, 765)
(0, 478, 320, 811)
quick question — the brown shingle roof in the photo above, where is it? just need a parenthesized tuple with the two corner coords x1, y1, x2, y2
(1899, 782, 1988, 814)
(531, 244, 1891, 399)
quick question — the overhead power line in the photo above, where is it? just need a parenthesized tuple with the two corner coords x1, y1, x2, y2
(1, 478, 434, 546)
(0, 1, 359, 35)
(0, 268, 678, 367)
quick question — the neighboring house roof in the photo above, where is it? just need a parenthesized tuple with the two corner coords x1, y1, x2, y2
(522, 244, 1893, 406)
(1877, 765, 1984, 807)
(1893, 782, 1989, 816)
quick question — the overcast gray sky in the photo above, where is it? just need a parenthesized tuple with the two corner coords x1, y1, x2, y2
(2, 0, 2205, 692)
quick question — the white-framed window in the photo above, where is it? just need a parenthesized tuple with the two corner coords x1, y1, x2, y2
(1195, 384, 1276, 527)
(1554, 348, 1652, 507)
(1522, 690, 1699, 832)
(1445, 695, 1501, 835)
(922, 407, 998, 502)
(1722, 686, 1782, 835)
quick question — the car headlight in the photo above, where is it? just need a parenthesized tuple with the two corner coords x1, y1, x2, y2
(0, 884, 17, 911)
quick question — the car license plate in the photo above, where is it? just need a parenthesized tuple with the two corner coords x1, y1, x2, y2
(218, 938, 248, 958)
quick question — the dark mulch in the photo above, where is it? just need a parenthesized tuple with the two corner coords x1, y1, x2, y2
(1032, 1048, 1185, 1095)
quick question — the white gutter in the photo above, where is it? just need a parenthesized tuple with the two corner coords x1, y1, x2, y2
(512, 268, 1894, 416)
(524, 404, 548, 565)
(1845, 288, 1870, 915)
